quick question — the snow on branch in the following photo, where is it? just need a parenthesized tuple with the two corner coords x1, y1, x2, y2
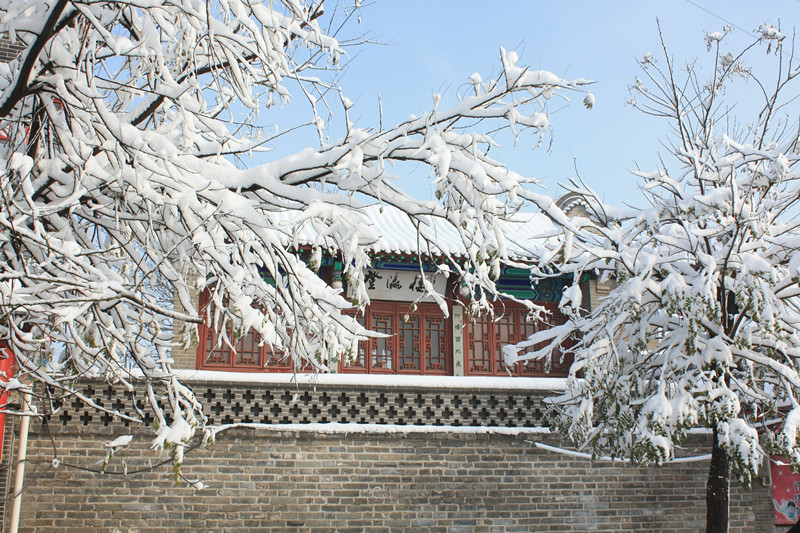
(0, 0, 590, 467)
(505, 28, 800, 494)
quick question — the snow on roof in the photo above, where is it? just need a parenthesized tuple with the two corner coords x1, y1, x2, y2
(277, 204, 557, 259)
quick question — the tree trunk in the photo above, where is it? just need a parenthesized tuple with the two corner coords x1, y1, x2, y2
(706, 425, 731, 533)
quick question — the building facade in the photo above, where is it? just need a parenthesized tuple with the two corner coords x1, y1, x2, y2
(173, 205, 575, 381)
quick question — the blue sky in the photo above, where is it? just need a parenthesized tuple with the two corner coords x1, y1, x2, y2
(265, 1, 800, 207)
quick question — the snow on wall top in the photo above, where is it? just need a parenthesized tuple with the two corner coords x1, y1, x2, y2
(174, 369, 568, 390)
(276, 203, 557, 259)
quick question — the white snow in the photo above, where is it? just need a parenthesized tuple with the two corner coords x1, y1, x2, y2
(105, 434, 133, 449)
(271, 203, 556, 259)
(532, 442, 712, 464)
(206, 422, 552, 437)
(174, 369, 568, 391)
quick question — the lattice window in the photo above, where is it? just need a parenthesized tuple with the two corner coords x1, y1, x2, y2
(341, 301, 450, 375)
(464, 301, 572, 377)
(425, 315, 447, 372)
(196, 289, 568, 377)
(467, 314, 492, 374)
(540, 306, 573, 376)
(494, 310, 516, 374)
(197, 289, 294, 372)
(371, 310, 394, 372)
(398, 314, 421, 371)
(517, 319, 543, 375)
(342, 312, 368, 369)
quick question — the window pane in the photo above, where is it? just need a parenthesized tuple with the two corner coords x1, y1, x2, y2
(235, 331, 261, 366)
(548, 307, 573, 376)
(425, 315, 447, 372)
(371, 313, 393, 370)
(264, 349, 287, 368)
(518, 319, 543, 375)
(343, 313, 367, 368)
(204, 328, 230, 366)
(494, 312, 516, 374)
(468, 315, 492, 374)
(398, 315, 420, 371)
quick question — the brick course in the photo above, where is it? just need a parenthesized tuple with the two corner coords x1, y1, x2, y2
(0, 37, 24, 62)
(9, 420, 779, 532)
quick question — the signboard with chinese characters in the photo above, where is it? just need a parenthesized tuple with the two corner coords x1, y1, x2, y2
(452, 306, 464, 376)
(770, 456, 800, 525)
(348, 269, 448, 302)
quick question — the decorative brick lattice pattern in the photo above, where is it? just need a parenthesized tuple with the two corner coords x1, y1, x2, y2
(51, 381, 554, 428)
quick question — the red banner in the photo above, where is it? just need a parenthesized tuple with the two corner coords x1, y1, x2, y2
(0, 342, 15, 462)
(771, 456, 800, 525)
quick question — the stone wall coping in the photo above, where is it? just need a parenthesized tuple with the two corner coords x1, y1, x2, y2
(172, 369, 568, 391)
(207, 422, 554, 436)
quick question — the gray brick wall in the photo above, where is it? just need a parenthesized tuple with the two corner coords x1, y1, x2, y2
(0, 37, 24, 62)
(9, 421, 779, 532)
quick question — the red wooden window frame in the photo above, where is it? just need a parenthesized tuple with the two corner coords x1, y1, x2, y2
(463, 301, 572, 377)
(196, 289, 299, 373)
(339, 301, 451, 375)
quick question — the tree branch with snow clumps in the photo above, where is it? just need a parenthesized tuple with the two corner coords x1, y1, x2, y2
(505, 24, 800, 533)
(0, 0, 590, 467)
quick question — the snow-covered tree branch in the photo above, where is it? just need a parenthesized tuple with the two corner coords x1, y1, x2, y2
(0, 0, 589, 456)
(505, 24, 800, 533)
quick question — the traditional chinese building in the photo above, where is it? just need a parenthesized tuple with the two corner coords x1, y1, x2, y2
(172, 204, 574, 378)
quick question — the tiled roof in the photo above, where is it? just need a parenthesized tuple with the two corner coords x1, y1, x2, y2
(278, 204, 556, 260)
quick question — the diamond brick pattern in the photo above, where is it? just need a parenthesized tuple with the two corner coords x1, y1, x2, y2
(52, 381, 554, 428)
